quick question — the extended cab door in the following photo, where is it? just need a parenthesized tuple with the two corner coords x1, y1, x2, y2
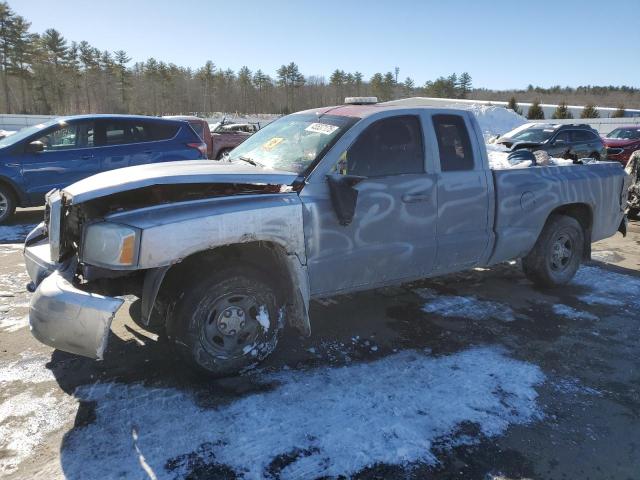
(430, 113, 491, 272)
(20, 120, 100, 203)
(302, 113, 438, 296)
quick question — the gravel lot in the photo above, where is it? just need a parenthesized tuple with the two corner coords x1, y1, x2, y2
(1, 208, 639, 480)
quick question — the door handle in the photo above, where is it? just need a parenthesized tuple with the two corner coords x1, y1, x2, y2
(401, 193, 430, 203)
(81, 154, 93, 160)
(143, 150, 153, 154)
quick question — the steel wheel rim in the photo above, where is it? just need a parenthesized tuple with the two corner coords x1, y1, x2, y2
(0, 191, 7, 216)
(550, 233, 573, 271)
(200, 292, 265, 359)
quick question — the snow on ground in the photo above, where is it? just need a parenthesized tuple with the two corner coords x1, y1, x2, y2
(0, 223, 36, 244)
(61, 347, 544, 479)
(0, 352, 78, 475)
(446, 103, 526, 140)
(415, 288, 516, 322)
(573, 265, 640, 308)
(552, 304, 598, 322)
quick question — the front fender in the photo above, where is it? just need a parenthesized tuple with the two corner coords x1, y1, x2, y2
(111, 193, 310, 333)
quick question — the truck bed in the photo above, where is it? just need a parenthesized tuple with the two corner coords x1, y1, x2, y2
(488, 161, 627, 265)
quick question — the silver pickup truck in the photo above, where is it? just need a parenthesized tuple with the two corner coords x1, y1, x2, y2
(24, 100, 629, 375)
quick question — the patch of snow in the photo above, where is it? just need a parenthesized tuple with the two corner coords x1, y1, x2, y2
(62, 347, 544, 479)
(416, 288, 515, 322)
(0, 389, 77, 475)
(551, 304, 598, 321)
(256, 305, 270, 331)
(0, 223, 36, 243)
(0, 351, 57, 384)
(573, 265, 640, 308)
(449, 103, 526, 140)
(553, 378, 602, 397)
(0, 315, 28, 332)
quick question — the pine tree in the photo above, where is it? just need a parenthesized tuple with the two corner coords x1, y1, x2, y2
(353, 71, 363, 95)
(114, 50, 131, 111)
(580, 103, 600, 119)
(0, 1, 16, 112)
(457, 72, 472, 98)
(402, 77, 414, 98)
(611, 105, 626, 118)
(370, 73, 384, 100)
(527, 99, 545, 119)
(551, 101, 573, 119)
(507, 96, 522, 115)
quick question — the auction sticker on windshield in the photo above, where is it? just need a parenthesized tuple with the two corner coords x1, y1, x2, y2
(305, 123, 339, 135)
(262, 137, 285, 151)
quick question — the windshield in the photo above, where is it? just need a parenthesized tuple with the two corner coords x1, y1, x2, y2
(0, 119, 60, 148)
(606, 128, 640, 140)
(227, 113, 357, 174)
(510, 127, 556, 143)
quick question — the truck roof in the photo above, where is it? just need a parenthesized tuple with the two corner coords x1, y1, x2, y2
(296, 103, 464, 119)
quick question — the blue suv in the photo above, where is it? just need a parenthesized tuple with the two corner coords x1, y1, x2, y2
(0, 114, 208, 223)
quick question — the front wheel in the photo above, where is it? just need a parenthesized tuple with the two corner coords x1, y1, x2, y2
(0, 184, 16, 224)
(522, 214, 584, 288)
(168, 265, 283, 376)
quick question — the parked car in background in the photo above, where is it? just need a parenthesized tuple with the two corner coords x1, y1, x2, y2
(602, 126, 640, 166)
(163, 115, 213, 159)
(0, 114, 207, 223)
(496, 123, 605, 160)
(23, 100, 628, 375)
(209, 121, 260, 159)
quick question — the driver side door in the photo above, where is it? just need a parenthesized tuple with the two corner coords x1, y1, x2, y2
(302, 114, 438, 296)
(20, 120, 100, 203)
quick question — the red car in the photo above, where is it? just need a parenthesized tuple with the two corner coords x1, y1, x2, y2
(210, 122, 260, 159)
(603, 126, 640, 165)
(163, 116, 213, 159)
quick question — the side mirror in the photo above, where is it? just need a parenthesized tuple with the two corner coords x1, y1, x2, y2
(326, 174, 366, 226)
(25, 141, 44, 153)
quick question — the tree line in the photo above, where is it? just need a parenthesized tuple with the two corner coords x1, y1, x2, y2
(0, 2, 638, 116)
(506, 97, 625, 120)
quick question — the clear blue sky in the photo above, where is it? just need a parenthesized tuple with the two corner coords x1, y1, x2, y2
(9, 0, 640, 89)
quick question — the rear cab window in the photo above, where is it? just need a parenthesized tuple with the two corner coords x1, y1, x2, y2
(432, 114, 474, 172)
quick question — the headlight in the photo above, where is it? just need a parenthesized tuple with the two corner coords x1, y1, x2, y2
(82, 223, 140, 268)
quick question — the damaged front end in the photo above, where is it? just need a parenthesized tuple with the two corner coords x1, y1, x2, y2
(24, 164, 308, 361)
(24, 191, 127, 360)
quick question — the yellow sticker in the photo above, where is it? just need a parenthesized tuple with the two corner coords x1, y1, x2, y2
(262, 137, 284, 151)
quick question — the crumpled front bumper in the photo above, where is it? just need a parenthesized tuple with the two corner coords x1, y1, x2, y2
(24, 224, 124, 360)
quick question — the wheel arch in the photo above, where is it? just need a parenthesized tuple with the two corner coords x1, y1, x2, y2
(0, 175, 26, 207)
(144, 240, 311, 336)
(546, 202, 593, 260)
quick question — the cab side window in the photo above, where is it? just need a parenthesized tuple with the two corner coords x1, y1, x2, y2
(34, 121, 94, 151)
(554, 131, 571, 144)
(345, 116, 424, 177)
(432, 114, 474, 171)
(573, 130, 596, 142)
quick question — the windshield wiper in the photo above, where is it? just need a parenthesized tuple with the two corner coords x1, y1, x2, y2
(236, 156, 264, 168)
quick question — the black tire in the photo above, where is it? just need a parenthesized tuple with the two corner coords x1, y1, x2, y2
(216, 148, 232, 160)
(589, 151, 601, 160)
(628, 207, 640, 220)
(167, 265, 283, 376)
(522, 214, 584, 288)
(0, 184, 16, 224)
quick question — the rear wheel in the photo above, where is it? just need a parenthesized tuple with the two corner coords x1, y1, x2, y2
(167, 265, 283, 376)
(522, 215, 584, 288)
(0, 184, 16, 224)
